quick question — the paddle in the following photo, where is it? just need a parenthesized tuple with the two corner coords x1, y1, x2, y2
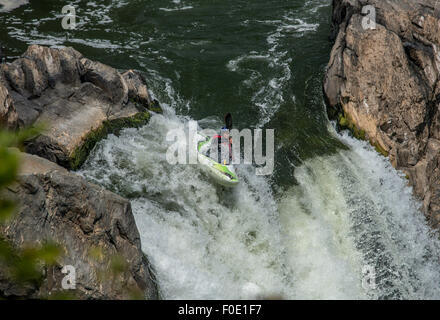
(225, 113, 232, 130)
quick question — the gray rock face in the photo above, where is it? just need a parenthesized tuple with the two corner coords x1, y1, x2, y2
(324, 0, 440, 227)
(1, 152, 158, 299)
(0, 82, 18, 129)
(122, 69, 153, 107)
(1, 45, 159, 169)
(79, 58, 128, 105)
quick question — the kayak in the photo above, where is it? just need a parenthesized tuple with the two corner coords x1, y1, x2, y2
(195, 132, 239, 187)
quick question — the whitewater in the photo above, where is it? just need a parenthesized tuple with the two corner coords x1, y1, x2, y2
(77, 102, 440, 300)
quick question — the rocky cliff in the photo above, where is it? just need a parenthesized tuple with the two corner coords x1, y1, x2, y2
(0, 45, 160, 299)
(324, 0, 440, 227)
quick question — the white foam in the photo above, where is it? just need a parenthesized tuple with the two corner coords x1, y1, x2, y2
(0, 0, 28, 12)
(2, 0, 133, 50)
(226, 54, 270, 72)
(79, 109, 294, 299)
(79, 99, 440, 300)
(159, 6, 194, 12)
(278, 126, 440, 299)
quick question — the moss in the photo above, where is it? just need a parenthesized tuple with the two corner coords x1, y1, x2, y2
(337, 110, 356, 132)
(69, 111, 151, 170)
(129, 97, 163, 114)
(339, 116, 348, 127)
(329, 105, 389, 158)
(149, 99, 163, 114)
(357, 129, 366, 140)
(352, 126, 366, 140)
(372, 140, 389, 157)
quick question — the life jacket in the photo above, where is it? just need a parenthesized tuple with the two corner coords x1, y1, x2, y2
(212, 134, 232, 161)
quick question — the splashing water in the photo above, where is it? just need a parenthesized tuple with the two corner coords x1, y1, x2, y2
(79, 107, 293, 299)
(278, 128, 440, 299)
(78, 110, 440, 299)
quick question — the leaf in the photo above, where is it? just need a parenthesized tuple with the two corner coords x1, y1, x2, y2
(0, 199, 16, 222)
(38, 242, 62, 265)
(0, 147, 19, 189)
(110, 254, 128, 275)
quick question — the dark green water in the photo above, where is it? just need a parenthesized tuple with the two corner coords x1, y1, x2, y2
(0, 0, 343, 189)
(3, 0, 440, 300)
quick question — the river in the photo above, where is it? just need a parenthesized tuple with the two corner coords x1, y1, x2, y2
(2, 0, 440, 299)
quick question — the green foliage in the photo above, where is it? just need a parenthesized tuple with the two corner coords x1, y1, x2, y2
(37, 241, 62, 265)
(0, 126, 64, 298)
(0, 126, 43, 222)
(0, 199, 15, 222)
(89, 247, 145, 300)
(0, 240, 61, 286)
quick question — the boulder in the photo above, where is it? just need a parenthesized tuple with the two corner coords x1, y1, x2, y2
(0, 82, 18, 130)
(324, 0, 440, 226)
(79, 58, 128, 105)
(122, 69, 152, 107)
(0, 151, 158, 299)
(0, 45, 160, 169)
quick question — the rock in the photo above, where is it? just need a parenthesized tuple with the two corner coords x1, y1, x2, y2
(0, 45, 156, 169)
(2, 59, 27, 96)
(0, 151, 158, 299)
(324, 0, 440, 227)
(1, 45, 83, 98)
(0, 82, 18, 129)
(0, 46, 161, 299)
(79, 58, 128, 105)
(122, 69, 152, 107)
(7, 90, 39, 127)
(23, 81, 146, 169)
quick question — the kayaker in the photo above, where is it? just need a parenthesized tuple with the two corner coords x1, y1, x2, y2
(212, 113, 233, 164)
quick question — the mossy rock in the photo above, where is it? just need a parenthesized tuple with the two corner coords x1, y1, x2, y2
(330, 106, 389, 158)
(372, 140, 389, 157)
(339, 116, 348, 128)
(129, 97, 163, 114)
(352, 126, 366, 140)
(148, 99, 163, 114)
(69, 111, 151, 170)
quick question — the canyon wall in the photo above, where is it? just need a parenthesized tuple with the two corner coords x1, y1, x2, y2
(324, 0, 440, 227)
